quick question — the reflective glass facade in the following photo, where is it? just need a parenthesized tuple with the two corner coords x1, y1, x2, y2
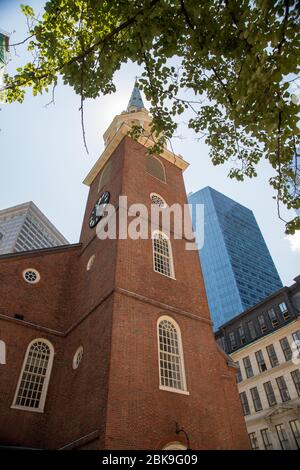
(0, 202, 68, 255)
(188, 187, 283, 330)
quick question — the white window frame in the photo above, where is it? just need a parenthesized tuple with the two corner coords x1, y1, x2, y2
(11, 338, 54, 413)
(0, 340, 6, 364)
(150, 192, 167, 208)
(157, 315, 189, 395)
(163, 442, 187, 450)
(72, 346, 84, 370)
(152, 230, 175, 279)
(22, 268, 41, 284)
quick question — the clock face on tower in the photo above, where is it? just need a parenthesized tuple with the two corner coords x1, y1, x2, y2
(89, 191, 110, 229)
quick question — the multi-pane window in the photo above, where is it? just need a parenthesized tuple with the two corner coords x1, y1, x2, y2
(258, 314, 267, 333)
(291, 369, 300, 397)
(239, 391, 250, 416)
(13, 339, 54, 411)
(247, 321, 257, 340)
(276, 376, 291, 402)
(235, 362, 242, 383)
(289, 419, 300, 449)
(255, 350, 267, 373)
(268, 308, 279, 327)
(266, 344, 279, 368)
(292, 330, 300, 353)
(153, 232, 174, 278)
(243, 356, 254, 378)
(279, 337, 292, 361)
(229, 331, 237, 350)
(279, 302, 290, 320)
(250, 387, 263, 412)
(238, 324, 246, 345)
(276, 424, 290, 450)
(249, 432, 259, 450)
(158, 318, 186, 392)
(263, 381, 277, 407)
(261, 428, 273, 450)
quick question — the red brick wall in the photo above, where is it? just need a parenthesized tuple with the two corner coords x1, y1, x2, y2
(0, 134, 249, 450)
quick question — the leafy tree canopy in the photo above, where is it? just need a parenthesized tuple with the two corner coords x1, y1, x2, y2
(2, 0, 300, 233)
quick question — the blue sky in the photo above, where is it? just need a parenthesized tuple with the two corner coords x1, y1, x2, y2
(0, 0, 298, 286)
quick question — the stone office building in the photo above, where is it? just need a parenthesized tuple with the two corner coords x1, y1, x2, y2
(216, 276, 300, 449)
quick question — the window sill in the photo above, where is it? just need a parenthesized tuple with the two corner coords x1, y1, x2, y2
(159, 385, 190, 396)
(153, 269, 176, 281)
(11, 404, 44, 413)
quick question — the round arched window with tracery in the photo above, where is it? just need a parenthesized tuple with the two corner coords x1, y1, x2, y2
(150, 193, 166, 208)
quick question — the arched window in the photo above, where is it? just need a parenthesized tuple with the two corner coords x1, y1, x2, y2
(157, 316, 187, 392)
(146, 155, 166, 183)
(12, 339, 54, 412)
(152, 231, 174, 278)
(98, 160, 112, 193)
(163, 442, 187, 450)
(0, 340, 6, 364)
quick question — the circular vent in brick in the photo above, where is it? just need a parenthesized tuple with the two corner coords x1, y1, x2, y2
(73, 346, 84, 370)
(150, 193, 166, 208)
(22, 269, 40, 284)
(86, 254, 96, 271)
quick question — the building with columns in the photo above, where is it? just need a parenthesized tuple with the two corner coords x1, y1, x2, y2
(216, 276, 300, 450)
(0, 85, 249, 450)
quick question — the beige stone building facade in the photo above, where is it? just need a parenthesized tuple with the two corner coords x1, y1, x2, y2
(232, 319, 300, 449)
(216, 276, 300, 450)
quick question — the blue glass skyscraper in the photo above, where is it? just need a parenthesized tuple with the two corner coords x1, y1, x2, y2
(188, 187, 283, 330)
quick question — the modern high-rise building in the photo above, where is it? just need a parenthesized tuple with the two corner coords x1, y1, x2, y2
(0, 201, 68, 254)
(188, 187, 283, 330)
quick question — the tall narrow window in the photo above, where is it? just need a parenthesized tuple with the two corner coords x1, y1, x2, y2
(289, 419, 300, 449)
(249, 432, 259, 450)
(255, 350, 267, 372)
(12, 339, 54, 412)
(152, 231, 174, 278)
(257, 314, 267, 333)
(268, 308, 279, 328)
(238, 324, 246, 345)
(276, 376, 291, 402)
(261, 428, 273, 450)
(250, 387, 263, 412)
(263, 381, 277, 407)
(279, 302, 290, 320)
(247, 321, 257, 340)
(276, 424, 290, 450)
(157, 317, 186, 393)
(266, 344, 279, 368)
(291, 369, 300, 397)
(279, 337, 292, 361)
(239, 391, 250, 416)
(235, 361, 242, 383)
(146, 155, 166, 183)
(243, 356, 254, 378)
(228, 331, 237, 350)
(292, 330, 300, 353)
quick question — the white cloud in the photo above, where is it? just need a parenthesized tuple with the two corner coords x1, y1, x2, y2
(285, 231, 300, 253)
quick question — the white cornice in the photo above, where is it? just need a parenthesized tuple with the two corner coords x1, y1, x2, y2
(83, 123, 189, 186)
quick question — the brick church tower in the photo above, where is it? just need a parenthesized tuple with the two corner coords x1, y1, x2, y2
(0, 85, 249, 450)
